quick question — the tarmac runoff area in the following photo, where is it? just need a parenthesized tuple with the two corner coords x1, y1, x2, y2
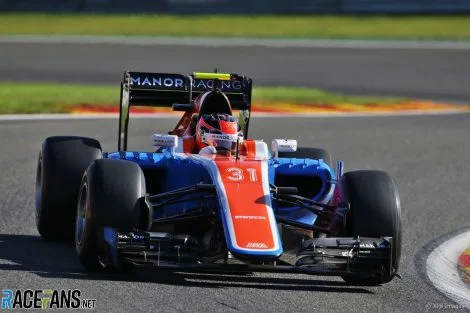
(1, 110, 468, 306)
(2, 36, 470, 102)
(1, 112, 470, 312)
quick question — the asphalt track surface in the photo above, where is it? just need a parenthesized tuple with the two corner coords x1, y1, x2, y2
(1, 40, 470, 102)
(1, 114, 470, 312)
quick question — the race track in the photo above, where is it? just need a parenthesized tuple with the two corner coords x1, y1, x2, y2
(1, 114, 470, 312)
(1, 40, 470, 101)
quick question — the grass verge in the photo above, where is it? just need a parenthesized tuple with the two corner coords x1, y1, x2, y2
(1, 14, 470, 40)
(0, 82, 407, 114)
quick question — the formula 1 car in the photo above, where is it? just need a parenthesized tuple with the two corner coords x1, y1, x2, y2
(35, 71, 402, 285)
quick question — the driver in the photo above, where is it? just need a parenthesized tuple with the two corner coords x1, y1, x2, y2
(192, 113, 241, 154)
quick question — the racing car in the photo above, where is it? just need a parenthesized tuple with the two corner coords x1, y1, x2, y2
(35, 71, 402, 285)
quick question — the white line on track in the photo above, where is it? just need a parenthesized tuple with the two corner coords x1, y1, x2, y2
(2, 35, 470, 50)
(0, 110, 468, 121)
(426, 229, 470, 309)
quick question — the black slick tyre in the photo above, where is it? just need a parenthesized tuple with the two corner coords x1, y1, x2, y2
(75, 159, 147, 272)
(36, 136, 102, 242)
(340, 170, 402, 285)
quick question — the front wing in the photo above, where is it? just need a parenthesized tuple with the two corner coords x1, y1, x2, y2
(99, 227, 395, 281)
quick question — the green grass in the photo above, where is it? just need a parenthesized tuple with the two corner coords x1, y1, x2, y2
(253, 87, 404, 105)
(0, 82, 406, 114)
(0, 83, 118, 113)
(1, 14, 470, 40)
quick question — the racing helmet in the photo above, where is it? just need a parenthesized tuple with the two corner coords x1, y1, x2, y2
(195, 113, 241, 152)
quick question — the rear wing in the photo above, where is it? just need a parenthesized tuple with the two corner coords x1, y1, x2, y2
(118, 71, 252, 150)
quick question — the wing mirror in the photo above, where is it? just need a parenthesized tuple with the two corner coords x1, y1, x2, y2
(152, 134, 178, 156)
(271, 139, 297, 160)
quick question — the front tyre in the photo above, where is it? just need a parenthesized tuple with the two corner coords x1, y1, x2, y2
(75, 159, 148, 272)
(340, 170, 402, 285)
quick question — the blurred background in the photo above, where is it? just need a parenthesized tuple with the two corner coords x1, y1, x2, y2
(2, 0, 470, 14)
(1, 1, 470, 114)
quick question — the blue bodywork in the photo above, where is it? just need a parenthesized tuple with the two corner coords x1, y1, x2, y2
(105, 150, 336, 258)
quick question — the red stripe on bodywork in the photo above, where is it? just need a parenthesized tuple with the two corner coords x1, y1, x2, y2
(244, 140, 257, 159)
(215, 157, 275, 250)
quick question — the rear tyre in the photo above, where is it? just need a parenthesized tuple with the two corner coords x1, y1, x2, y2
(36, 136, 102, 242)
(278, 147, 332, 167)
(75, 159, 148, 272)
(340, 170, 402, 285)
